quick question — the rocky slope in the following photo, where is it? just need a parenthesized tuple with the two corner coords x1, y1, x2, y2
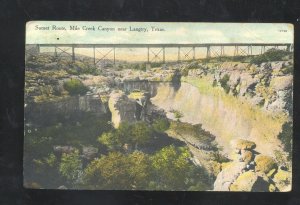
(214, 139, 291, 192)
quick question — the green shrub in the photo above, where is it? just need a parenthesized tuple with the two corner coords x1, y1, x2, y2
(250, 49, 291, 65)
(132, 63, 147, 71)
(152, 118, 170, 132)
(170, 109, 184, 122)
(281, 64, 293, 75)
(219, 74, 230, 93)
(59, 150, 83, 183)
(212, 80, 217, 87)
(150, 62, 164, 67)
(181, 68, 189, 77)
(278, 121, 292, 158)
(63, 79, 88, 95)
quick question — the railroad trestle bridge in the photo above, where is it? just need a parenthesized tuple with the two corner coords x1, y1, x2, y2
(26, 43, 293, 64)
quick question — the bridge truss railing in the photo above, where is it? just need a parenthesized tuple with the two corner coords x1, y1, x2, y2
(26, 43, 293, 64)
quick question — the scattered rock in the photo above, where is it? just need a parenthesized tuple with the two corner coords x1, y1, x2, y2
(82, 146, 98, 160)
(53, 145, 76, 154)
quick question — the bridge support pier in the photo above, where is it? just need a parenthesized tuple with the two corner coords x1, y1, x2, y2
(113, 47, 116, 64)
(193, 47, 195, 60)
(221, 46, 224, 56)
(163, 47, 165, 63)
(147, 47, 149, 63)
(54, 46, 57, 57)
(72, 45, 75, 62)
(248, 45, 252, 55)
(93, 46, 96, 65)
(234, 46, 238, 56)
(37, 44, 40, 54)
(206, 46, 211, 58)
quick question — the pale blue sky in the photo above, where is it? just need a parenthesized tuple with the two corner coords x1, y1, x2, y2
(26, 21, 293, 61)
(27, 21, 293, 44)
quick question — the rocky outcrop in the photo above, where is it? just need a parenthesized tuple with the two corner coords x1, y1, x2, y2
(25, 95, 107, 125)
(187, 60, 293, 114)
(108, 90, 137, 128)
(109, 89, 167, 128)
(213, 139, 291, 192)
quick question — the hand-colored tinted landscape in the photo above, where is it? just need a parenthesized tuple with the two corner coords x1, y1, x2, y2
(24, 22, 293, 191)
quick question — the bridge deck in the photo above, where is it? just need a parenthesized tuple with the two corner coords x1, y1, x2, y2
(25, 43, 293, 64)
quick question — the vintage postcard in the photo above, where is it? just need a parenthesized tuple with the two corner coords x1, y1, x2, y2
(24, 22, 293, 191)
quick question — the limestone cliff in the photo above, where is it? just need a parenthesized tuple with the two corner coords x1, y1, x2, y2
(187, 61, 293, 114)
(151, 59, 293, 157)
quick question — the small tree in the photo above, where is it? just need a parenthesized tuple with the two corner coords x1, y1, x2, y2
(98, 132, 122, 151)
(59, 149, 83, 184)
(131, 122, 152, 149)
(150, 145, 191, 189)
(152, 118, 170, 132)
(83, 151, 150, 190)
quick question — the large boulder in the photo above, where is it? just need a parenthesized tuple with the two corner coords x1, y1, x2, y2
(273, 169, 292, 192)
(255, 155, 277, 174)
(230, 171, 272, 192)
(240, 150, 254, 164)
(230, 171, 258, 191)
(233, 139, 256, 151)
(213, 162, 246, 191)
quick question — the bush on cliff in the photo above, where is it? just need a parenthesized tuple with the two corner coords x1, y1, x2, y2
(277, 121, 292, 158)
(219, 74, 230, 93)
(152, 118, 170, 132)
(63, 79, 88, 95)
(250, 49, 291, 65)
(64, 61, 99, 75)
